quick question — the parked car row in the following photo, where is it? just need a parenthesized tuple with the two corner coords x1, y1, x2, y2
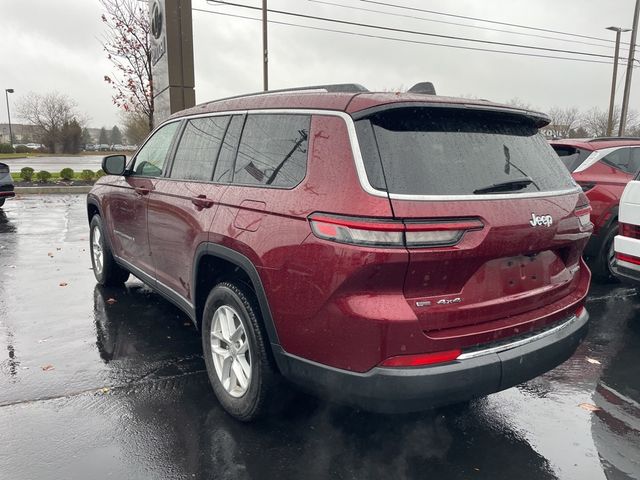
(84, 144, 138, 152)
(88, 83, 592, 421)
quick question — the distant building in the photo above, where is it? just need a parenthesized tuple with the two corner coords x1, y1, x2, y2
(0, 123, 42, 144)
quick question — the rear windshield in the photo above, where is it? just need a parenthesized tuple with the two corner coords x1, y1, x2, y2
(355, 107, 575, 196)
(551, 145, 591, 172)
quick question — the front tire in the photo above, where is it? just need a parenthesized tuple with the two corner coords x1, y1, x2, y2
(202, 282, 277, 421)
(591, 221, 620, 283)
(89, 215, 130, 286)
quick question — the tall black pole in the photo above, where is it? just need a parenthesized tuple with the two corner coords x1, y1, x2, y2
(607, 29, 622, 136)
(5, 89, 13, 147)
(619, 0, 640, 136)
(262, 0, 268, 91)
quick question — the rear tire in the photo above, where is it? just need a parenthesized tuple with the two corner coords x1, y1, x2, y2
(591, 221, 620, 283)
(202, 281, 277, 421)
(89, 215, 130, 286)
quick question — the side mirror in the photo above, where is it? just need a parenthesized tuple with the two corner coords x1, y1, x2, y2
(0, 163, 9, 174)
(102, 155, 126, 175)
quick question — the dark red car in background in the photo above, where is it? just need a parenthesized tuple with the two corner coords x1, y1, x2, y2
(551, 138, 640, 280)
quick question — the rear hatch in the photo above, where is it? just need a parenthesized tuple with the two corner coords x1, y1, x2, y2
(354, 105, 591, 335)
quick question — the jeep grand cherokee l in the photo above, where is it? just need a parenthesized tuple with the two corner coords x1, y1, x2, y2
(88, 84, 592, 421)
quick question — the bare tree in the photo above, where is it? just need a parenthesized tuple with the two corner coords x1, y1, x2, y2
(505, 97, 534, 110)
(120, 110, 151, 145)
(16, 92, 79, 152)
(547, 107, 580, 138)
(580, 106, 639, 137)
(100, 0, 153, 133)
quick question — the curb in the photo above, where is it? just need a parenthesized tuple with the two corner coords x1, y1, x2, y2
(14, 186, 92, 194)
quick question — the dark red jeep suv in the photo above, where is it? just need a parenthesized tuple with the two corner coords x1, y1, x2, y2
(550, 138, 640, 280)
(88, 84, 592, 420)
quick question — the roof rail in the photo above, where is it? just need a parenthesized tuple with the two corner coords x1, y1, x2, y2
(200, 83, 369, 106)
(587, 136, 640, 142)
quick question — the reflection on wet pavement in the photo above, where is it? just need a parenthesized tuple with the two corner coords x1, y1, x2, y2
(0, 195, 639, 479)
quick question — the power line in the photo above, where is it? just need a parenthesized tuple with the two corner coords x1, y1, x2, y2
(204, 0, 616, 60)
(360, 0, 635, 47)
(193, 7, 622, 66)
(307, 0, 629, 52)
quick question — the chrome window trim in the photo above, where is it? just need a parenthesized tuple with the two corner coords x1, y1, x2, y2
(155, 109, 580, 201)
(457, 312, 585, 361)
(573, 145, 640, 173)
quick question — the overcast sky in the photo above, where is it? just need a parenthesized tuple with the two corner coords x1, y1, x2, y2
(2, 0, 639, 128)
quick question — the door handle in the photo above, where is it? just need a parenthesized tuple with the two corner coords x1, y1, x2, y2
(191, 195, 214, 209)
(134, 187, 150, 196)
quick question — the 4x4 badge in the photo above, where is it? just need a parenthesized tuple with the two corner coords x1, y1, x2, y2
(529, 214, 553, 227)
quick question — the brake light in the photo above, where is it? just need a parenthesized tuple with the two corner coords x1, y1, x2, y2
(574, 205, 591, 228)
(381, 349, 462, 367)
(308, 214, 483, 248)
(620, 222, 640, 239)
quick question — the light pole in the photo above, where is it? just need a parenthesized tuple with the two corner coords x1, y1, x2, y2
(262, 0, 268, 91)
(4, 88, 14, 147)
(620, 0, 640, 136)
(606, 27, 630, 136)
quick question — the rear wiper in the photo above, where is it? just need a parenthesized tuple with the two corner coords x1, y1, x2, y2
(473, 177, 534, 195)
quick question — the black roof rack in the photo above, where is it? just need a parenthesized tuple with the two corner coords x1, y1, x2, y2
(587, 136, 640, 142)
(201, 83, 369, 106)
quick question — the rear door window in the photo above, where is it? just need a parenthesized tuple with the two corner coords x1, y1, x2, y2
(356, 107, 575, 196)
(602, 148, 633, 173)
(233, 114, 310, 188)
(551, 145, 592, 172)
(170, 116, 229, 181)
(213, 115, 244, 183)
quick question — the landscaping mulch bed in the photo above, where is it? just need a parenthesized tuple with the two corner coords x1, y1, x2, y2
(14, 180, 96, 187)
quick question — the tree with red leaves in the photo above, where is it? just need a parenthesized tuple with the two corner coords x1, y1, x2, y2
(100, 0, 154, 133)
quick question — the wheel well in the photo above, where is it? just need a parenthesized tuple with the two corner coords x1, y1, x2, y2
(87, 203, 99, 223)
(194, 255, 253, 329)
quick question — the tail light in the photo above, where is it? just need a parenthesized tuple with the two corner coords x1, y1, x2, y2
(578, 182, 595, 193)
(308, 214, 483, 248)
(380, 349, 461, 367)
(574, 205, 591, 228)
(620, 222, 640, 239)
(616, 252, 640, 266)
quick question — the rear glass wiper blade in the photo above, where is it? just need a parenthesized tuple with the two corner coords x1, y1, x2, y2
(473, 177, 534, 194)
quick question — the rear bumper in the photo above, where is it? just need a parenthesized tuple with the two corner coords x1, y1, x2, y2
(612, 235, 640, 285)
(275, 308, 589, 413)
(0, 184, 15, 198)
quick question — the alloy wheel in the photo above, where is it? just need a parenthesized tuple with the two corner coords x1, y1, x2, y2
(210, 305, 251, 397)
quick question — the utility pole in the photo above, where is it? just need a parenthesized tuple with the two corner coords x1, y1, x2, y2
(606, 27, 630, 136)
(619, 0, 640, 136)
(262, 0, 268, 91)
(4, 89, 14, 147)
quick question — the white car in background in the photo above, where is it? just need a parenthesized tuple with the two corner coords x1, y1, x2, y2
(614, 173, 640, 284)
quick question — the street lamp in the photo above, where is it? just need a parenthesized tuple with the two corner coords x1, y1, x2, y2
(4, 88, 14, 147)
(606, 27, 631, 136)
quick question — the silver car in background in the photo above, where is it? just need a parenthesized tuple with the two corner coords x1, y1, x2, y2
(0, 163, 15, 208)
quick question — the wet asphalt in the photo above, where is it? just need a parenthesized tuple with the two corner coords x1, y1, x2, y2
(0, 194, 639, 480)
